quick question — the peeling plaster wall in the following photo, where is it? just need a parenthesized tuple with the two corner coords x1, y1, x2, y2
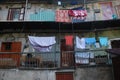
(75, 66, 113, 80)
(0, 70, 56, 80)
(0, 66, 113, 80)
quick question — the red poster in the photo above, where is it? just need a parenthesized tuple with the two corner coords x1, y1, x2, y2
(99, 2, 114, 20)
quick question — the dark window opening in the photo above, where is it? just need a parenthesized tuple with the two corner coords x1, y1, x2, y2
(7, 7, 25, 21)
(4, 43, 12, 50)
(111, 40, 120, 48)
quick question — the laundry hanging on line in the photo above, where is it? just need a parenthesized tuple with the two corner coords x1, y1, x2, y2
(99, 37, 108, 47)
(65, 35, 74, 47)
(76, 36, 86, 49)
(85, 37, 96, 46)
(28, 36, 56, 52)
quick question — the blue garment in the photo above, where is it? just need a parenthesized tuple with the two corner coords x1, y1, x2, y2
(99, 37, 108, 47)
(85, 38, 96, 45)
(72, 19, 85, 23)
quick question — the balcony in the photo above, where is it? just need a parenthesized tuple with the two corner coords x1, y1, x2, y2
(0, 1, 119, 22)
(0, 49, 112, 69)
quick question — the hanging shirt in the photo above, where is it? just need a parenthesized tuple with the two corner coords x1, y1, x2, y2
(75, 52, 89, 64)
(68, 10, 87, 17)
(85, 38, 96, 46)
(76, 36, 85, 49)
(99, 37, 108, 47)
(65, 35, 73, 47)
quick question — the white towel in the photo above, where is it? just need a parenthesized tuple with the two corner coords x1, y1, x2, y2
(28, 36, 56, 52)
(76, 36, 85, 49)
(34, 46, 52, 52)
(28, 36, 56, 46)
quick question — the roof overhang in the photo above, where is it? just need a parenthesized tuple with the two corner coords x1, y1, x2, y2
(0, 19, 120, 33)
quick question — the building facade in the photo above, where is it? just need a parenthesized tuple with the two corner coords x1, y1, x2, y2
(0, 0, 120, 80)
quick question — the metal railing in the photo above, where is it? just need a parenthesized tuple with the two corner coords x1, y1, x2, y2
(75, 49, 111, 67)
(0, 49, 112, 69)
(20, 52, 60, 68)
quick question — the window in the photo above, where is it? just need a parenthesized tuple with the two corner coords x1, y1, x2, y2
(7, 7, 25, 21)
(111, 40, 120, 48)
(1, 42, 22, 52)
(115, 5, 120, 18)
(109, 38, 120, 48)
(5, 42, 12, 50)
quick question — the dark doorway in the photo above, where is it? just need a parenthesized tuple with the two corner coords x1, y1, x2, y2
(60, 38, 74, 67)
(111, 40, 120, 48)
(111, 40, 120, 80)
(112, 56, 120, 80)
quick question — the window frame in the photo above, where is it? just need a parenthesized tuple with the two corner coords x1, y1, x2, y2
(7, 7, 25, 21)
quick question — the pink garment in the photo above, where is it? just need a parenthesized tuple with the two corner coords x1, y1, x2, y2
(65, 35, 73, 46)
(99, 2, 114, 20)
(56, 10, 71, 22)
(68, 10, 87, 17)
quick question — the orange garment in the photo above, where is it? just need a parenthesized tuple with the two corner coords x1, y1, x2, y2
(65, 35, 73, 46)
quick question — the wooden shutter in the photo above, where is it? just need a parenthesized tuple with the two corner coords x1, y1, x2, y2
(1, 42, 21, 52)
(56, 72, 73, 80)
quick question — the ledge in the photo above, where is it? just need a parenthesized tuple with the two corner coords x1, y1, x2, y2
(0, 19, 120, 33)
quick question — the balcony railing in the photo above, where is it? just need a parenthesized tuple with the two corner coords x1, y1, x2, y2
(20, 52, 60, 68)
(0, 49, 112, 69)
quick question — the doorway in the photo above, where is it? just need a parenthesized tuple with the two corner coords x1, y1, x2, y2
(111, 40, 120, 80)
(56, 72, 74, 80)
(60, 38, 74, 67)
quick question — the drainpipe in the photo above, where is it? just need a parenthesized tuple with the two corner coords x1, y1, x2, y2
(24, 0, 28, 21)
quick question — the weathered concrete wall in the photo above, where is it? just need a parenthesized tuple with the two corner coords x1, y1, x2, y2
(0, 69, 56, 80)
(0, 33, 60, 52)
(0, 66, 113, 80)
(98, 30, 120, 39)
(75, 66, 113, 80)
(0, 4, 22, 21)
